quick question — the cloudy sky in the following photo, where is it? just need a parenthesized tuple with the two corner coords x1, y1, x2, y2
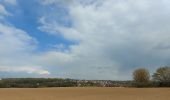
(0, 0, 170, 80)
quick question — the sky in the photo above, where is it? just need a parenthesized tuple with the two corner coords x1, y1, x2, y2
(0, 0, 170, 80)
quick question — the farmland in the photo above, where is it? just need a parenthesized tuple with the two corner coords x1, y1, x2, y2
(0, 88, 169, 100)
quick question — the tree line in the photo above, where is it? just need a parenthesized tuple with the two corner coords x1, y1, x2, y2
(133, 66, 170, 87)
(0, 66, 169, 88)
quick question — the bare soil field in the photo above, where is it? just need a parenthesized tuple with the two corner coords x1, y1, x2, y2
(0, 87, 169, 100)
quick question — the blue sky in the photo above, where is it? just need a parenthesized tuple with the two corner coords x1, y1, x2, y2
(1, 0, 170, 80)
(6, 0, 73, 51)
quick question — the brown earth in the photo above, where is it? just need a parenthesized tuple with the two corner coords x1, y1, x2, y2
(0, 87, 169, 100)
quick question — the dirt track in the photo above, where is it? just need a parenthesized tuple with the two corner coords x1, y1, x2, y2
(0, 87, 169, 100)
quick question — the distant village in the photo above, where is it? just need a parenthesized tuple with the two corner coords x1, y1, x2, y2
(75, 80, 131, 87)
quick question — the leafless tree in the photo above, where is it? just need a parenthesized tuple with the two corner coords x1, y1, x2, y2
(133, 68, 150, 83)
(153, 66, 170, 82)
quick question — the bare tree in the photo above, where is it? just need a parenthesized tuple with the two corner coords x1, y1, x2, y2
(153, 66, 170, 82)
(133, 68, 150, 83)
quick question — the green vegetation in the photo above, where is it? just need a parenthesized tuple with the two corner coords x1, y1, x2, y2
(0, 78, 77, 88)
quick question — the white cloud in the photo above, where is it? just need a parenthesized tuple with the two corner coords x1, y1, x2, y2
(0, 4, 11, 16)
(38, 0, 170, 80)
(0, 23, 36, 55)
(0, 23, 50, 76)
(0, 66, 50, 75)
